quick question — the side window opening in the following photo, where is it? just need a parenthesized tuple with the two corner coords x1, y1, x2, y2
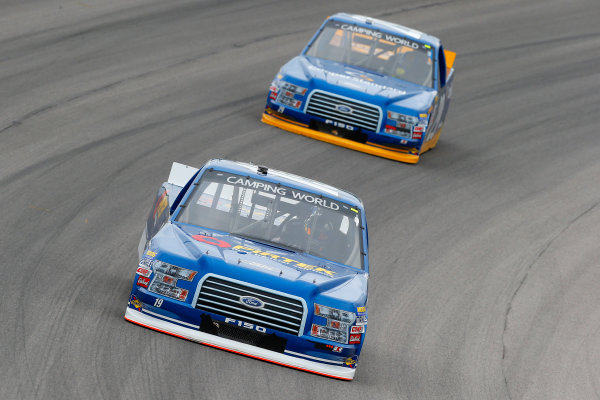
(438, 46, 447, 88)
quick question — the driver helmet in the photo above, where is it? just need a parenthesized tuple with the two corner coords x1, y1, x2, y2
(304, 207, 334, 241)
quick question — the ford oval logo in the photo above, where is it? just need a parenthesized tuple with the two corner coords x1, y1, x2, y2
(240, 296, 265, 309)
(336, 104, 353, 114)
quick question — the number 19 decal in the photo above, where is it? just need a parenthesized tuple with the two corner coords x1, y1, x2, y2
(154, 298, 163, 308)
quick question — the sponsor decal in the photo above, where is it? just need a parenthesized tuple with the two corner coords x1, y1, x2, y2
(325, 344, 343, 353)
(129, 295, 143, 311)
(146, 250, 157, 258)
(233, 244, 335, 277)
(340, 23, 382, 39)
(349, 334, 362, 344)
(337, 22, 421, 50)
(239, 295, 265, 309)
(224, 317, 267, 333)
(225, 176, 341, 211)
(351, 325, 365, 334)
(309, 65, 406, 95)
(356, 306, 368, 325)
(290, 191, 339, 209)
(139, 256, 154, 269)
(191, 235, 232, 248)
(226, 176, 286, 195)
(136, 267, 152, 277)
(137, 276, 150, 288)
(344, 356, 358, 368)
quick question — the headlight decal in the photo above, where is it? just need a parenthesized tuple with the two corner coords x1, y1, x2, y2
(386, 111, 427, 140)
(270, 80, 307, 109)
(140, 260, 197, 302)
(153, 261, 197, 281)
(148, 281, 189, 301)
(280, 81, 307, 95)
(310, 303, 357, 344)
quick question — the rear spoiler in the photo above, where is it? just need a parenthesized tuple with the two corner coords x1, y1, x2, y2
(444, 50, 456, 70)
(168, 162, 199, 187)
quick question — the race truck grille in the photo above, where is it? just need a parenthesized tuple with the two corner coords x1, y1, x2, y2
(306, 91, 381, 132)
(195, 276, 305, 336)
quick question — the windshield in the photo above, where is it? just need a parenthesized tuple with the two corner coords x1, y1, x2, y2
(176, 170, 365, 269)
(305, 20, 434, 87)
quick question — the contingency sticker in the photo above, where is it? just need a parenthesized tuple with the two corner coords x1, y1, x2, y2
(139, 256, 154, 269)
(136, 266, 152, 277)
(137, 276, 150, 288)
(129, 294, 143, 311)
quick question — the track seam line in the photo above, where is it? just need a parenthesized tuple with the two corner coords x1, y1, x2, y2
(501, 199, 600, 400)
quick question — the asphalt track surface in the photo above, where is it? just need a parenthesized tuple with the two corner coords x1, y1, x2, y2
(1, 1, 600, 399)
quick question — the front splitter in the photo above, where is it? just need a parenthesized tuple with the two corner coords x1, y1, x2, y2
(124, 307, 356, 380)
(262, 112, 421, 164)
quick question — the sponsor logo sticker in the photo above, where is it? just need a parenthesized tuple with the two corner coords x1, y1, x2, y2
(192, 235, 232, 248)
(351, 325, 365, 334)
(349, 334, 362, 344)
(137, 276, 150, 288)
(129, 295, 143, 311)
(136, 267, 152, 277)
(344, 356, 358, 368)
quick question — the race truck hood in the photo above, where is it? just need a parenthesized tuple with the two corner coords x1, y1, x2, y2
(146, 223, 367, 304)
(283, 56, 435, 110)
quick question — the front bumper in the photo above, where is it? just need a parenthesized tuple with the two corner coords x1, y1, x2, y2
(124, 307, 357, 380)
(262, 110, 422, 164)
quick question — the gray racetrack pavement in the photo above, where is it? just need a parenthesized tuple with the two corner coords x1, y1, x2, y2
(1, 1, 599, 399)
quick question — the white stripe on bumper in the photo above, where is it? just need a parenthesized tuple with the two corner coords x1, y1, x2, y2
(124, 307, 356, 380)
(141, 308, 200, 329)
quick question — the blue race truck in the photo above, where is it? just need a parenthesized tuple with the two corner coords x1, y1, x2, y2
(126, 160, 369, 380)
(262, 13, 456, 163)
